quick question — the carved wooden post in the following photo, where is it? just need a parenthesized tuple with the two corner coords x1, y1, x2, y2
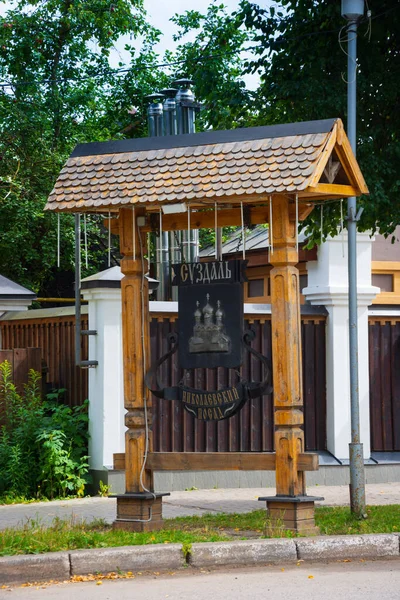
(113, 207, 167, 532)
(260, 196, 321, 534)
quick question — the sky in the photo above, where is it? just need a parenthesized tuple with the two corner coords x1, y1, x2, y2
(144, 0, 243, 55)
(109, 0, 275, 89)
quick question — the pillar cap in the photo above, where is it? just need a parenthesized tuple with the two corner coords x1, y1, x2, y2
(81, 266, 158, 291)
(111, 492, 170, 500)
(258, 495, 324, 503)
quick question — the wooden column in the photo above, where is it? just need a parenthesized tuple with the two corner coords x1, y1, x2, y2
(113, 207, 166, 532)
(261, 196, 321, 534)
(270, 196, 305, 497)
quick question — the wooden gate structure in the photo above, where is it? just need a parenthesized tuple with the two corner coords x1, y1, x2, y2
(46, 118, 368, 533)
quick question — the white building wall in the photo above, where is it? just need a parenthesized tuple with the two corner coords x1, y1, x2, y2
(303, 232, 379, 460)
(81, 287, 125, 470)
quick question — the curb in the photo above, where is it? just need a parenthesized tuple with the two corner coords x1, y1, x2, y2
(189, 539, 297, 567)
(1, 534, 399, 586)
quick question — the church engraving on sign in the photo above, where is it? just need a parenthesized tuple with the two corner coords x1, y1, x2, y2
(189, 296, 230, 354)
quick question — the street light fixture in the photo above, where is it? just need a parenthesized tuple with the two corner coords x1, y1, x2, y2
(341, 0, 366, 517)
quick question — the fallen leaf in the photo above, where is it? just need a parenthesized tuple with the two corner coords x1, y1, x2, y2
(281, 568, 285, 572)
(308, 575, 314, 579)
(96, 581, 102, 586)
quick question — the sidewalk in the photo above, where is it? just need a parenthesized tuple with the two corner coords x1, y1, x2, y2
(1, 483, 399, 530)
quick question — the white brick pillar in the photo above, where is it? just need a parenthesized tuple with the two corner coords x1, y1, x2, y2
(81, 275, 124, 472)
(303, 233, 379, 460)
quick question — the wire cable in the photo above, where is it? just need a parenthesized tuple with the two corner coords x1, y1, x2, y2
(57, 213, 60, 268)
(138, 226, 156, 502)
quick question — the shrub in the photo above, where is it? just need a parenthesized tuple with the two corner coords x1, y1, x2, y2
(0, 360, 90, 501)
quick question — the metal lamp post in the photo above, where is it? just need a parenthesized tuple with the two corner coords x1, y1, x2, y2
(341, 0, 366, 517)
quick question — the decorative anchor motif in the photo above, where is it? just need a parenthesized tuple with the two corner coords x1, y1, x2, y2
(145, 328, 273, 422)
(189, 295, 230, 354)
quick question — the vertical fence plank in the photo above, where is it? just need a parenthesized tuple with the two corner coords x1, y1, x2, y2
(303, 320, 316, 451)
(392, 322, 400, 450)
(314, 321, 327, 451)
(380, 322, 393, 450)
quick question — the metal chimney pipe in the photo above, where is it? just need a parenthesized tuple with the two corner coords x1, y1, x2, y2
(161, 88, 178, 136)
(146, 93, 165, 137)
(174, 78, 196, 134)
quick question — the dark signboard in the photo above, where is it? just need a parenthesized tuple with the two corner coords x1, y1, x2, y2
(172, 260, 246, 369)
(145, 260, 272, 422)
(171, 260, 247, 287)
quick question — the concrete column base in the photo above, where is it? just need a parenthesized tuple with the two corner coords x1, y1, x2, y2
(259, 495, 324, 535)
(112, 492, 169, 532)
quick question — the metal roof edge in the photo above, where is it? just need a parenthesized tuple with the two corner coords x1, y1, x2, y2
(0, 293, 37, 300)
(70, 119, 337, 158)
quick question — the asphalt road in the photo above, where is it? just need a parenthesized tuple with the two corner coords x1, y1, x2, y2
(2, 560, 400, 600)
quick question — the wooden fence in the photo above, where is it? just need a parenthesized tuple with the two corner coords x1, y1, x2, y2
(3, 309, 399, 454)
(0, 309, 327, 452)
(0, 315, 88, 407)
(369, 317, 400, 451)
(151, 313, 327, 453)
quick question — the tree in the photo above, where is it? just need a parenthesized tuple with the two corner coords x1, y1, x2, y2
(168, 3, 256, 131)
(241, 0, 400, 241)
(0, 0, 166, 294)
(174, 0, 400, 242)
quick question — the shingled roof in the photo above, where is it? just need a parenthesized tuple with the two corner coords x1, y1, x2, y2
(45, 118, 368, 213)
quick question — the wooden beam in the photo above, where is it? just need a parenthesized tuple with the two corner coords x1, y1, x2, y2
(106, 204, 314, 236)
(306, 183, 359, 197)
(143, 452, 318, 472)
(307, 122, 338, 189)
(335, 120, 369, 194)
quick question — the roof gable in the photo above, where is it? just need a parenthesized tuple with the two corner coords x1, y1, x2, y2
(45, 118, 368, 213)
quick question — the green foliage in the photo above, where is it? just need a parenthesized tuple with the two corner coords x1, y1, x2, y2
(237, 0, 400, 241)
(169, 3, 256, 131)
(98, 480, 112, 497)
(174, 0, 400, 242)
(0, 361, 90, 501)
(0, 0, 166, 295)
(181, 541, 192, 559)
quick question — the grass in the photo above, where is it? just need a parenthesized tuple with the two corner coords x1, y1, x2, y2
(0, 494, 87, 505)
(0, 516, 232, 557)
(316, 505, 400, 535)
(0, 505, 399, 557)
